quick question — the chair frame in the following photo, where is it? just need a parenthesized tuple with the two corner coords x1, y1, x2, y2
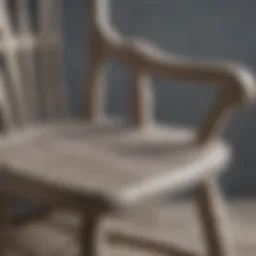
(0, 0, 255, 255)
(84, 1, 254, 256)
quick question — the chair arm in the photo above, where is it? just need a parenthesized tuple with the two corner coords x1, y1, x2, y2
(90, 0, 255, 106)
(106, 37, 256, 106)
(104, 36, 256, 142)
(92, 9, 256, 142)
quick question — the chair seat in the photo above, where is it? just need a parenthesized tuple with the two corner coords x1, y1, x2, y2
(0, 119, 231, 209)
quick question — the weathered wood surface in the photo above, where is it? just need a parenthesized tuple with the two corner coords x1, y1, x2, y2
(0, 1, 255, 256)
(85, 0, 256, 143)
(0, 0, 253, 212)
(0, 119, 230, 209)
(4, 201, 256, 256)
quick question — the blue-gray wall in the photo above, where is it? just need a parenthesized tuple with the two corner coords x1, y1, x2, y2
(63, 0, 256, 196)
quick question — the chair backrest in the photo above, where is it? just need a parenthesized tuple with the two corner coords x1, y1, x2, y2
(0, 0, 238, 144)
(0, 0, 154, 132)
(0, 0, 68, 131)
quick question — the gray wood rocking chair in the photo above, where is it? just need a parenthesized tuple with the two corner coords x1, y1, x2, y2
(0, 0, 255, 255)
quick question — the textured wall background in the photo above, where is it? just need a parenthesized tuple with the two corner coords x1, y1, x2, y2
(62, 0, 256, 196)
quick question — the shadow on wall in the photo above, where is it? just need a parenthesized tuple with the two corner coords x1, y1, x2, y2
(63, 0, 256, 197)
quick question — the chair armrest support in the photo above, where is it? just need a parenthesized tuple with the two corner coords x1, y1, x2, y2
(90, 2, 256, 141)
(104, 35, 256, 142)
(89, 0, 255, 106)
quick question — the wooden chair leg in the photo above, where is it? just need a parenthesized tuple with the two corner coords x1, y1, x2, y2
(195, 179, 235, 256)
(79, 211, 102, 256)
(0, 193, 9, 255)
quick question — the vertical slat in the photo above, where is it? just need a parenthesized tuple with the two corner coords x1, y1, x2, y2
(37, 0, 56, 119)
(0, 0, 67, 128)
(85, 39, 107, 121)
(37, 0, 68, 120)
(0, 0, 29, 127)
(85, 0, 108, 121)
(17, 0, 30, 34)
(130, 69, 154, 127)
(17, 0, 40, 123)
(0, 66, 16, 129)
(37, 0, 52, 34)
(50, 0, 69, 118)
(4, 50, 28, 126)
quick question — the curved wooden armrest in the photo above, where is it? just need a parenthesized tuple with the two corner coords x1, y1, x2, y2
(107, 36, 256, 142)
(87, 0, 256, 142)
(89, 0, 256, 106)
(106, 37, 256, 106)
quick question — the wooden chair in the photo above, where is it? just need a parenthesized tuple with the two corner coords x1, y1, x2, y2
(0, 0, 255, 255)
